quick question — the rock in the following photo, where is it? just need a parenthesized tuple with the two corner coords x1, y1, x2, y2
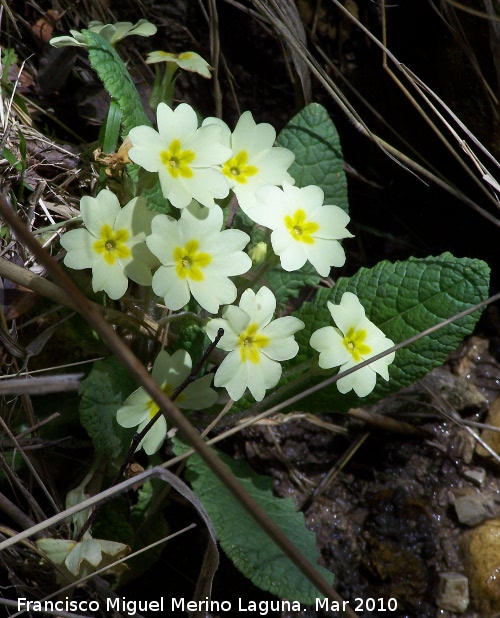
(436, 572, 469, 613)
(451, 336, 500, 404)
(440, 537, 461, 570)
(462, 519, 500, 615)
(476, 395, 500, 460)
(463, 466, 486, 486)
(453, 493, 490, 527)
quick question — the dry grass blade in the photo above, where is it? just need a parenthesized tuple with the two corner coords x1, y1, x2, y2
(1, 469, 216, 618)
(0, 373, 83, 395)
(245, 0, 500, 228)
(298, 432, 370, 512)
(421, 379, 500, 465)
(0, 416, 59, 514)
(0, 256, 159, 335)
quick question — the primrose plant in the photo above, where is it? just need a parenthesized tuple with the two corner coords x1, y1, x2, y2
(39, 19, 490, 601)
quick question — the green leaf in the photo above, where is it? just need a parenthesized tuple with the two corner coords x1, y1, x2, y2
(129, 166, 172, 214)
(97, 100, 122, 189)
(293, 253, 490, 412)
(79, 357, 137, 458)
(266, 262, 320, 311)
(183, 446, 333, 603)
(82, 30, 170, 212)
(2, 146, 18, 166)
(277, 103, 348, 212)
(93, 495, 134, 544)
(83, 30, 150, 135)
(170, 318, 207, 367)
(101, 99, 122, 154)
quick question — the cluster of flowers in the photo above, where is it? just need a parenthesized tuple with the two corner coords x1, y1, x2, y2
(61, 101, 395, 455)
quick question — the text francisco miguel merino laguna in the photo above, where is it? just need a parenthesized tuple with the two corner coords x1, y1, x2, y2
(17, 596, 351, 615)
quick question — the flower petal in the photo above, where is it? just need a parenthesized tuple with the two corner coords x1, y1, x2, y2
(115, 196, 155, 237)
(306, 237, 346, 276)
(238, 287, 276, 329)
(146, 214, 180, 264)
(80, 190, 120, 238)
(310, 326, 351, 369)
(159, 102, 198, 142)
(91, 259, 128, 299)
(116, 388, 151, 425)
(214, 350, 249, 401)
(246, 353, 282, 401)
(128, 126, 163, 171)
(123, 256, 152, 286)
(138, 415, 167, 455)
(261, 316, 304, 361)
(314, 205, 353, 240)
(232, 111, 276, 157)
(328, 292, 366, 333)
(152, 266, 190, 311)
(190, 272, 237, 313)
(180, 374, 217, 409)
(337, 363, 377, 398)
(61, 228, 95, 270)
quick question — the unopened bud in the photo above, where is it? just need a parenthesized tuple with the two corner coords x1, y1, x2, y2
(249, 242, 267, 265)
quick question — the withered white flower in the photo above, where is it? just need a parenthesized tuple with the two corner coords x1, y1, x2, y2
(146, 50, 212, 78)
(50, 19, 156, 48)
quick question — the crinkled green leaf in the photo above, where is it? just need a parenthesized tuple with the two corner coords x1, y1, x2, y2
(266, 262, 320, 311)
(127, 166, 172, 214)
(93, 495, 134, 544)
(182, 446, 333, 603)
(293, 253, 490, 412)
(83, 30, 169, 212)
(79, 357, 136, 458)
(83, 30, 150, 135)
(170, 318, 207, 367)
(277, 103, 348, 212)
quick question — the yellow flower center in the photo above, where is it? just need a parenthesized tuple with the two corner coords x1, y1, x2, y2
(222, 151, 258, 184)
(237, 323, 269, 364)
(174, 240, 212, 281)
(160, 139, 195, 178)
(93, 225, 131, 265)
(284, 209, 319, 245)
(146, 383, 184, 418)
(342, 327, 371, 362)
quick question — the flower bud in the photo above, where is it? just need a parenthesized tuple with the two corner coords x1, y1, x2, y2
(249, 241, 267, 265)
